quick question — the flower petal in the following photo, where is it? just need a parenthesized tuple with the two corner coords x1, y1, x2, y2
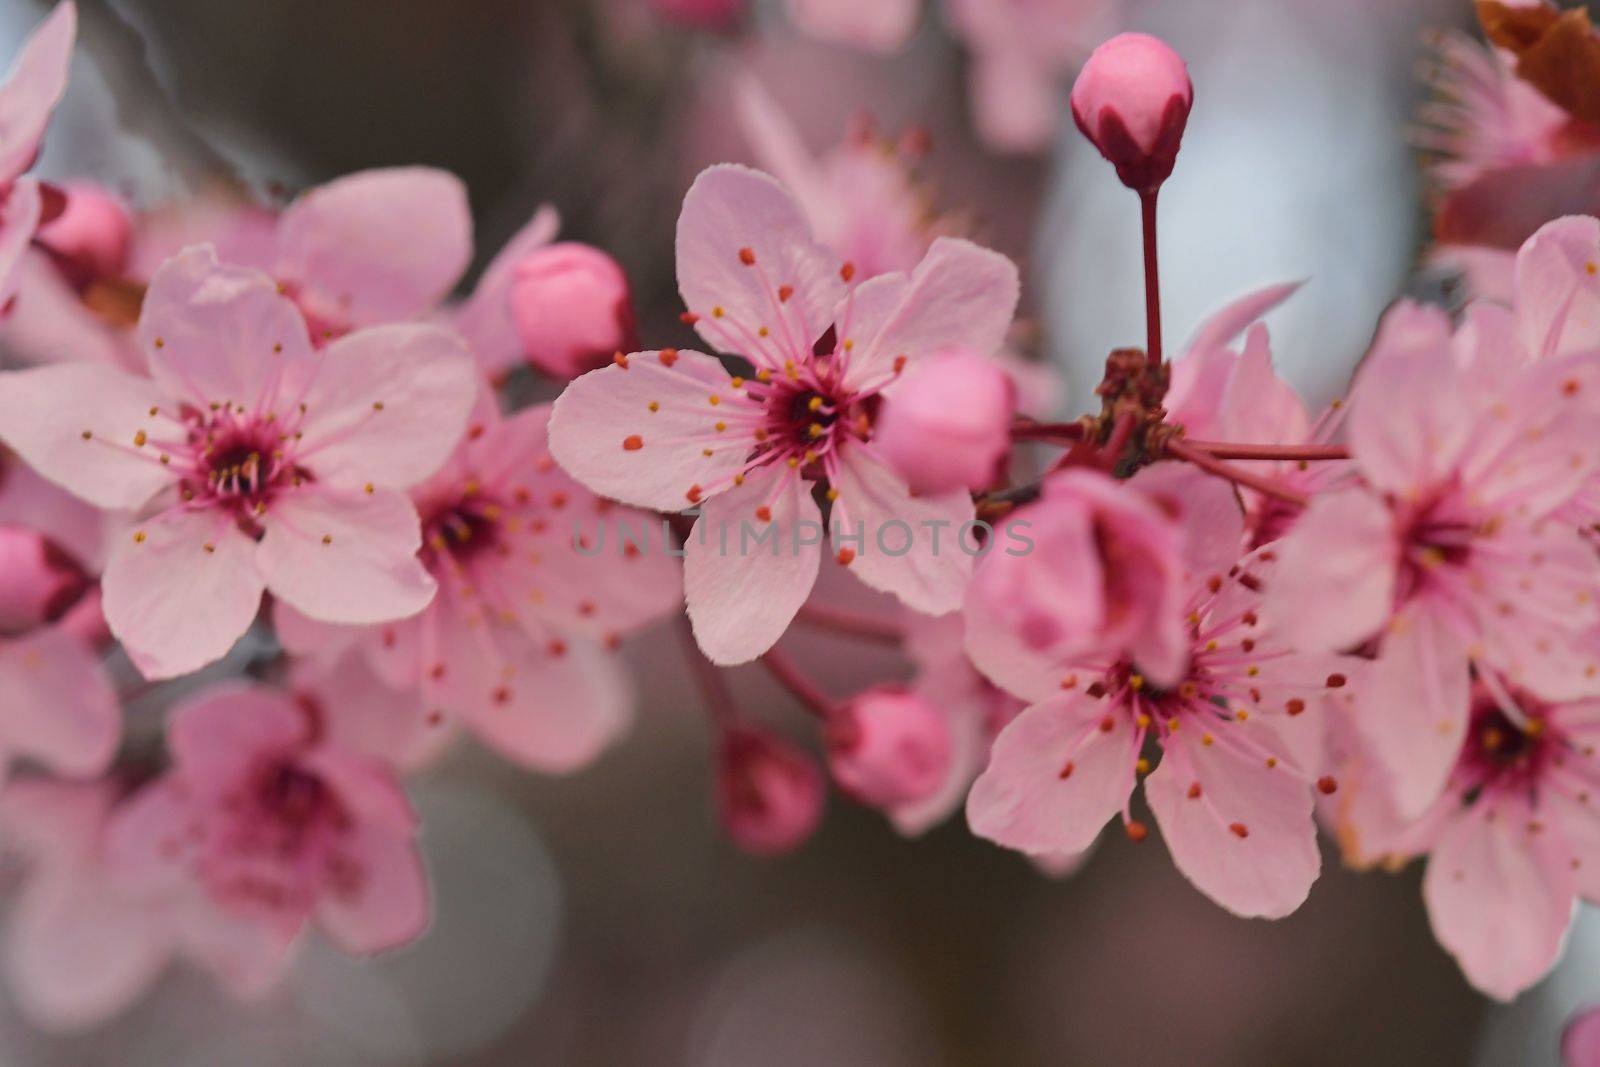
(1265, 487, 1397, 652)
(1513, 215, 1600, 359)
(276, 167, 473, 326)
(292, 323, 477, 491)
(0, 361, 179, 509)
(676, 164, 843, 369)
(786, 0, 920, 52)
(315, 823, 429, 955)
(829, 443, 973, 614)
(0, 2, 75, 182)
(685, 465, 821, 664)
(256, 487, 435, 625)
(548, 348, 754, 511)
(0, 627, 119, 778)
(101, 508, 264, 680)
(452, 205, 560, 375)
(166, 684, 309, 793)
(966, 693, 1135, 856)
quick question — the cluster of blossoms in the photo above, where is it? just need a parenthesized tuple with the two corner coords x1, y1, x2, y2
(3, 0, 1600, 1039)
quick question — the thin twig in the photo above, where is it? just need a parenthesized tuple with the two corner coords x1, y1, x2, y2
(1179, 441, 1349, 462)
(1164, 437, 1310, 508)
(760, 647, 835, 720)
(794, 604, 903, 646)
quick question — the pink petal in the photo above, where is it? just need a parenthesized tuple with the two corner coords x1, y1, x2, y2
(1513, 215, 1600, 359)
(548, 347, 754, 511)
(0, 627, 118, 778)
(271, 598, 361, 666)
(1265, 488, 1397, 652)
(889, 662, 993, 836)
(0, 361, 178, 509)
(174, 905, 298, 1000)
(0, 176, 42, 305)
(4, 866, 172, 1031)
(685, 464, 821, 664)
(1179, 281, 1302, 358)
(1128, 461, 1245, 584)
(315, 823, 429, 955)
(256, 486, 436, 625)
(101, 509, 265, 680)
(1144, 727, 1320, 918)
(0, 2, 75, 181)
(302, 745, 417, 833)
(786, 0, 920, 52)
(137, 244, 312, 408)
(292, 323, 477, 491)
(966, 693, 1135, 856)
(843, 237, 1020, 392)
(1423, 797, 1577, 1001)
(676, 165, 843, 369)
(1351, 601, 1471, 820)
(452, 205, 560, 375)
(166, 684, 309, 793)
(963, 584, 1072, 702)
(1348, 302, 1473, 498)
(0, 249, 133, 370)
(276, 167, 472, 326)
(829, 443, 973, 614)
(730, 76, 830, 234)
(1219, 324, 1312, 446)
(292, 654, 452, 772)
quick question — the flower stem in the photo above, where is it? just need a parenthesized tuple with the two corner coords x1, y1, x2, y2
(794, 604, 903, 645)
(1178, 441, 1349, 462)
(1164, 437, 1309, 507)
(1010, 420, 1089, 443)
(1141, 189, 1162, 367)
(1099, 410, 1138, 470)
(760, 648, 836, 720)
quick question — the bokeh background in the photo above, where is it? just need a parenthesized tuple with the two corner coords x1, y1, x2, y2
(2, 0, 1596, 1063)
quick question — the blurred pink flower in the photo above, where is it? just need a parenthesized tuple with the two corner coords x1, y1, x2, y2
(277, 397, 681, 772)
(954, 0, 1119, 155)
(786, 0, 921, 53)
(1333, 680, 1600, 1001)
(0, 245, 478, 678)
(874, 347, 1015, 494)
(550, 164, 1018, 664)
(1266, 299, 1600, 819)
(33, 182, 133, 290)
(107, 685, 429, 990)
(825, 684, 953, 806)
(508, 242, 640, 380)
(968, 471, 1353, 917)
(1568, 1002, 1600, 1067)
(0, 2, 76, 305)
(715, 725, 826, 854)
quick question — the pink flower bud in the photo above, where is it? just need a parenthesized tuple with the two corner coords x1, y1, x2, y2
(825, 686, 952, 808)
(0, 526, 90, 635)
(875, 349, 1015, 494)
(1565, 1004, 1600, 1067)
(33, 182, 133, 287)
(651, 0, 743, 27)
(510, 243, 640, 380)
(714, 727, 825, 855)
(1070, 33, 1193, 194)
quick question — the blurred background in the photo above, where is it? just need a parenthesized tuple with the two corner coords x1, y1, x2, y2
(3, 0, 1596, 1063)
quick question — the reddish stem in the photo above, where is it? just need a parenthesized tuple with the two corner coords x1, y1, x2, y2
(1180, 441, 1350, 462)
(1164, 437, 1310, 508)
(794, 604, 903, 645)
(760, 648, 836, 720)
(1141, 189, 1162, 367)
(1099, 410, 1137, 470)
(678, 616, 738, 726)
(1010, 420, 1089, 443)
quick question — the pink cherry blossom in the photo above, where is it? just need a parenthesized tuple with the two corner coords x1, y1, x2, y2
(1266, 299, 1600, 818)
(550, 164, 1018, 664)
(0, 2, 76, 305)
(714, 724, 826, 855)
(825, 684, 953, 807)
(968, 476, 1354, 917)
(0, 244, 478, 678)
(964, 466, 1191, 698)
(1069, 31, 1192, 190)
(1332, 679, 1600, 1000)
(106, 684, 430, 990)
(509, 242, 640, 380)
(950, 0, 1117, 154)
(875, 347, 1015, 495)
(276, 397, 681, 772)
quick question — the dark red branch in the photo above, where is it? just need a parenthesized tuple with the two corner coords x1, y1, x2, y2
(1179, 441, 1350, 462)
(760, 648, 836, 720)
(1164, 437, 1310, 508)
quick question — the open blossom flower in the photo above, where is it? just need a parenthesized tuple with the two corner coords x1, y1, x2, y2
(965, 466, 1192, 696)
(0, 244, 478, 678)
(550, 164, 1018, 664)
(1266, 299, 1600, 819)
(968, 466, 1353, 917)
(277, 395, 682, 772)
(0, 2, 75, 305)
(1332, 679, 1600, 1000)
(733, 77, 960, 281)
(107, 685, 429, 995)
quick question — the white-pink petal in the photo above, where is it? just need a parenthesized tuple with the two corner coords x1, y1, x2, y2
(0, 1, 75, 182)
(0, 626, 118, 778)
